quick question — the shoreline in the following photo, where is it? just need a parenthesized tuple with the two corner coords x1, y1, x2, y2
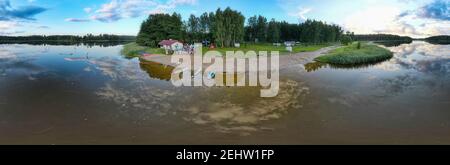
(138, 46, 340, 72)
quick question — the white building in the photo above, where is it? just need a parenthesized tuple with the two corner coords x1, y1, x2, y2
(159, 39, 183, 54)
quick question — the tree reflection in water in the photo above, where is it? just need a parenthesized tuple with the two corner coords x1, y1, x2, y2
(139, 60, 174, 81)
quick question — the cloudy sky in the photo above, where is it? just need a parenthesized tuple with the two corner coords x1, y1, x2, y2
(0, 0, 448, 37)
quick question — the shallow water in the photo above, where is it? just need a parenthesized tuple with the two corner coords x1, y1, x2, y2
(0, 41, 449, 144)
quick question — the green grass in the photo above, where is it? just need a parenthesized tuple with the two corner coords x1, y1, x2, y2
(203, 43, 331, 56)
(121, 42, 165, 58)
(314, 42, 393, 65)
(121, 42, 332, 58)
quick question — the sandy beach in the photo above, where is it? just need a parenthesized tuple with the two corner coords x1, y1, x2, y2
(139, 46, 340, 72)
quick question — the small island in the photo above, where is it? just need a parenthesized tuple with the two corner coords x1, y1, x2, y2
(313, 34, 450, 65)
(314, 42, 393, 65)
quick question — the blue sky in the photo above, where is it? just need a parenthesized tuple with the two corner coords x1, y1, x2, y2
(1, 0, 449, 37)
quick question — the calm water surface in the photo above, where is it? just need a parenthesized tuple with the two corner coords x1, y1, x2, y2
(0, 41, 448, 144)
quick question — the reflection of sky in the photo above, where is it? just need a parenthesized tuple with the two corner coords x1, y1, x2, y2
(2, 43, 448, 137)
(0, 46, 46, 79)
(0, 49, 17, 60)
(1, 44, 122, 80)
(373, 42, 449, 97)
(298, 42, 449, 108)
(54, 45, 313, 135)
(385, 41, 450, 76)
(90, 53, 311, 135)
(181, 80, 309, 135)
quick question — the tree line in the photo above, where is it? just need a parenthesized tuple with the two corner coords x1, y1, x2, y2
(425, 35, 450, 44)
(426, 35, 450, 41)
(245, 17, 344, 43)
(137, 7, 245, 48)
(136, 7, 346, 48)
(0, 34, 136, 42)
(353, 34, 412, 41)
(0, 40, 130, 47)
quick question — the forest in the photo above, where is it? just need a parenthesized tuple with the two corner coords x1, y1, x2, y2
(425, 35, 450, 44)
(353, 34, 413, 41)
(136, 7, 345, 48)
(137, 7, 246, 48)
(245, 17, 344, 44)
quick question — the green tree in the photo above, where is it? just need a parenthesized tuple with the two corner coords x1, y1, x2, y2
(341, 35, 352, 45)
(211, 8, 244, 47)
(256, 15, 268, 42)
(187, 14, 200, 42)
(267, 19, 281, 43)
(246, 16, 258, 42)
(214, 8, 225, 47)
(136, 13, 183, 47)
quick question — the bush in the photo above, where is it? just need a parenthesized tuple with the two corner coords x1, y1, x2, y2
(341, 35, 352, 45)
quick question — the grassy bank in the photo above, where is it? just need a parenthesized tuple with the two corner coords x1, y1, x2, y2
(203, 43, 331, 55)
(122, 42, 332, 57)
(121, 42, 165, 58)
(315, 42, 393, 65)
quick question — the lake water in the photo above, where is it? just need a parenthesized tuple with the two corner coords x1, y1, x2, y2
(0, 41, 448, 144)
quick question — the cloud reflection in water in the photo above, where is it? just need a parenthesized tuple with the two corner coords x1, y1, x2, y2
(91, 56, 310, 135)
(182, 80, 309, 135)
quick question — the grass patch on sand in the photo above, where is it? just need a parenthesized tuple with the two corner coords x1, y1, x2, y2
(315, 42, 393, 65)
(121, 42, 333, 57)
(121, 42, 165, 58)
(203, 43, 331, 55)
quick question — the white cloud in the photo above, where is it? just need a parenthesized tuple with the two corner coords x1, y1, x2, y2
(342, 6, 428, 37)
(419, 21, 450, 36)
(0, 20, 52, 35)
(149, 0, 197, 15)
(0, 0, 47, 21)
(65, 18, 91, 22)
(404, 0, 449, 21)
(84, 7, 92, 13)
(393, 0, 450, 37)
(289, 7, 312, 21)
(374, 21, 422, 36)
(36, 25, 49, 29)
(66, 0, 197, 23)
(0, 21, 19, 30)
(344, 6, 401, 34)
(278, 0, 314, 22)
(0, 21, 26, 35)
(342, 1, 449, 37)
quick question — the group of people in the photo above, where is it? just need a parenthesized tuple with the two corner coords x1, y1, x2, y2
(180, 43, 213, 55)
(172, 41, 214, 55)
(182, 44, 196, 55)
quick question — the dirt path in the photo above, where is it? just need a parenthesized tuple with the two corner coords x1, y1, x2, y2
(139, 46, 339, 72)
(278, 46, 339, 70)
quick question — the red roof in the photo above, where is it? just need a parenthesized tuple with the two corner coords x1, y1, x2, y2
(159, 40, 181, 46)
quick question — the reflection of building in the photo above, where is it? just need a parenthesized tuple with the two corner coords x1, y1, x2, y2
(139, 60, 174, 81)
